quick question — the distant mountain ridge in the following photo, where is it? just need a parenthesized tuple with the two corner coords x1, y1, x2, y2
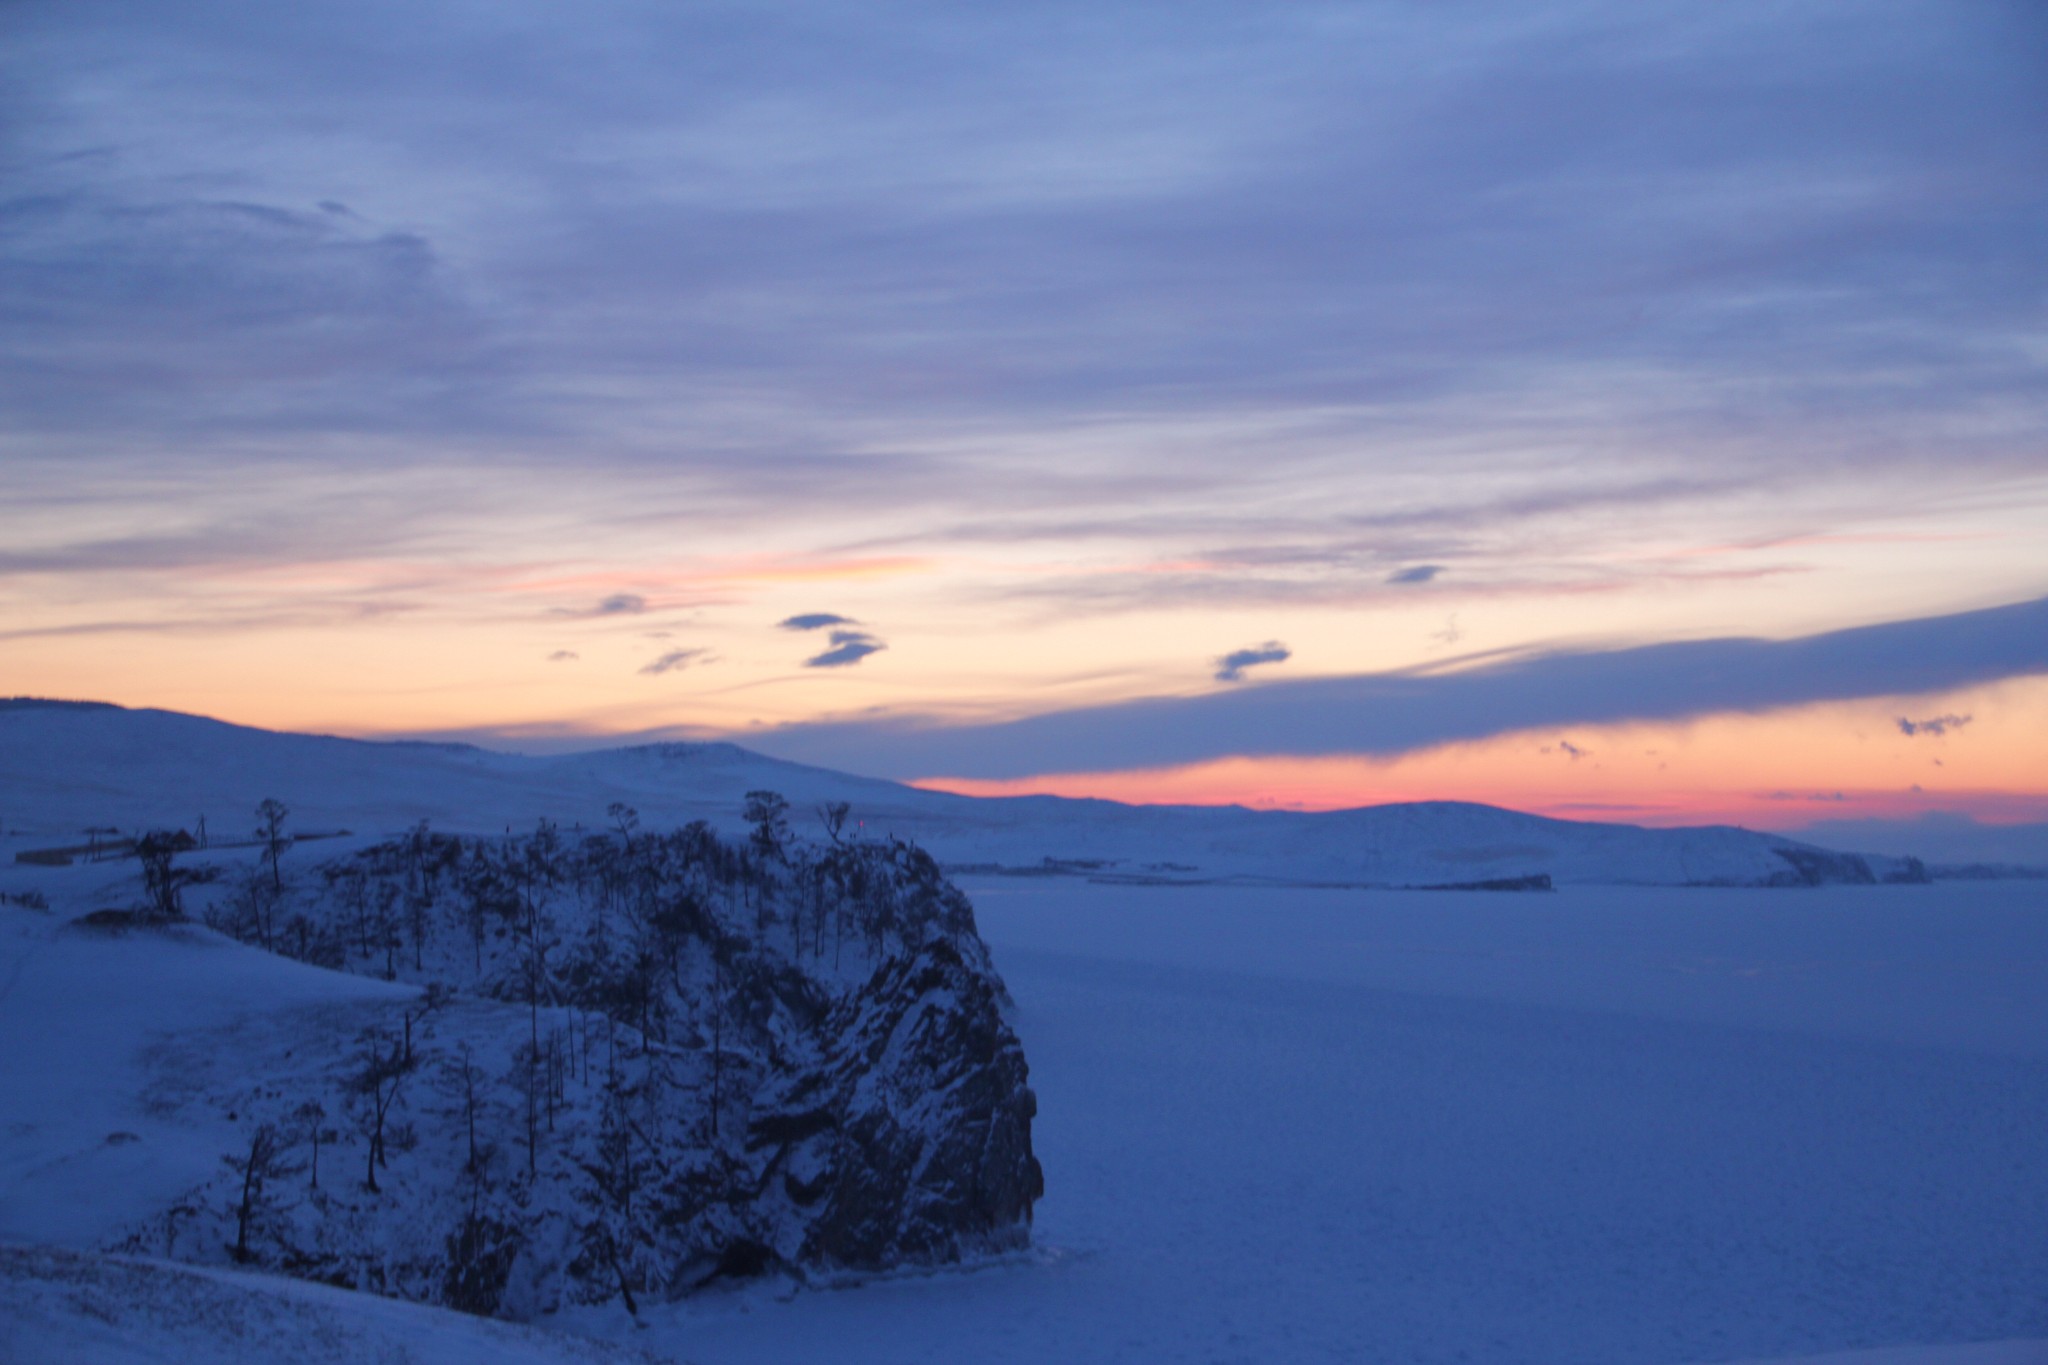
(0, 701, 1927, 888)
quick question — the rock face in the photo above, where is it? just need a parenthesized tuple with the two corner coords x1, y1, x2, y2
(762, 938, 1045, 1269)
(1767, 846, 1931, 886)
(119, 817, 1043, 1319)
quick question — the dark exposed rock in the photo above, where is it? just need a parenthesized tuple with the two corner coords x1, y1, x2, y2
(746, 938, 1044, 1270)
(441, 1215, 525, 1316)
(1881, 856, 1931, 884)
(1769, 846, 1876, 886)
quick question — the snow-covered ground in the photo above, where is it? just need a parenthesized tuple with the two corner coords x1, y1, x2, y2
(4, 703, 2046, 1363)
(1, 1245, 668, 1365)
(10, 879, 2043, 1363)
(0, 889, 415, 1250)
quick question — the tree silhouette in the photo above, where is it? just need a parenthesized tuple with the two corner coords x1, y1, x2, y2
(255, 798, 291, 894)
(135, 830, 195, 921)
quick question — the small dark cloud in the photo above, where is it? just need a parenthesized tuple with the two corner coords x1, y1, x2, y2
(639, 647, 709, 676)
(807, 630, 886, 668)
(1542, 739, 1590, 760)
(781, 613, 858, 631)
(1387, 565, 1444, 585)
(547, 649, 579, 662)
(1215, 641, 1290, 683)
(1897, 713, 1971, 738)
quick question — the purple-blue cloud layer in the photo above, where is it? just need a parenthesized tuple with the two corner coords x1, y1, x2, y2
(1, 0, 2041, 492)
(749, 595, 2048, 779)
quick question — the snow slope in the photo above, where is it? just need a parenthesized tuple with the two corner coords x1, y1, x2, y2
(0, 896, 414, 1250)
(1, 1244, 670, 1365)
(2, 700, 1916, 887)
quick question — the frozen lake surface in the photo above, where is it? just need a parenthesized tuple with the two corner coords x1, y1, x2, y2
(623, 880, 2048, 1364)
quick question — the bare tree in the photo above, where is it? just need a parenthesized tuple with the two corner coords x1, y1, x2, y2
(371, 882, 403, 980)
(232, 864, 277, 951)
(607, 802, 640, 851)
(743, 790, 790, 864)
(455, 1043, 482, 1173)
(581, 1072, 644, 1316)
(293, 1099, 330, 1189)
(135, 830, 194, 921)
(254, 798, 291, 895)
(706, 943, 729, 1139)
(347, 1028, 415, 1193)
(223, 1124, 290, 1262)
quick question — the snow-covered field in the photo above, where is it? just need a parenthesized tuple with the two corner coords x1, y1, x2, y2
(587, 878, 2048, 1365)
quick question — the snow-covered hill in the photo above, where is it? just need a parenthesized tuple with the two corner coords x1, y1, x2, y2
(1, 700, 1921, 887)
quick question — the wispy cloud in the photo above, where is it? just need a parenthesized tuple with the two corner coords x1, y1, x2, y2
(1214, 641, 1290, 683)
(547, 649, 579, 662)
(639, 648, 709, 676)
(547, 592, 649, 619)
(1387, 565, 1443, 585)
(1897, 713, 1972, 738)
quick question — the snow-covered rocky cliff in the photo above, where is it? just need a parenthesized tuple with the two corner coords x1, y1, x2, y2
(85, 814, 1041, 1318)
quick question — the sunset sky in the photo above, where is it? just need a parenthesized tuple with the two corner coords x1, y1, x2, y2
(4, 0, 2045, 829)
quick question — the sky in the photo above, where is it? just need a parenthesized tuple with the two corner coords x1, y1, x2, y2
(3, 0, 2045, 829)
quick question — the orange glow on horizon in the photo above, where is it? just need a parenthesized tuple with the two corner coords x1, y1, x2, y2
(911, 680, 2048, 829)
